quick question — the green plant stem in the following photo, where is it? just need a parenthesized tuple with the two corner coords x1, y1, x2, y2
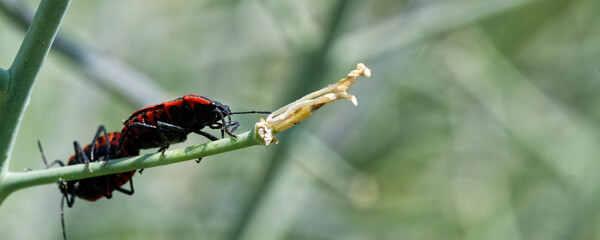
(0, 129, 263, 204)
(0, 0, 70, 175)
(0, 67, 7, 95)
(0, 0, 170, 108)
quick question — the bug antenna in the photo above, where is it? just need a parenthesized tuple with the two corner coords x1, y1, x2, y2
(60, 195, 68, 240)
(38, 140, 50, 168)
(230, 111, 271, 115)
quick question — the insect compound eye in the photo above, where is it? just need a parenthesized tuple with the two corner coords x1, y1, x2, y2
(210, 101, 232, 117)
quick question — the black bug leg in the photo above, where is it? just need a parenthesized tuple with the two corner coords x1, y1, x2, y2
(128, 121, 186, 173)
(157, 144, 170, 156)
(92, 175, 135, 196)
(125, 121, 186, 155)
(216, 110, 271, 140)
(73, 141, 93, 173)
(126, 122, 169, 154)
(225, 121, 240, 135)
(224, 112, 237, 138)
(193, 130, 220, 163)
(195, 130, 219, 141)
(116, 127, 131, 156)
(208, 122, 223, 134)
(119, 122, 165, 156)
(59, 179, 76, 208)
(59, 178, 76, 240)
(216, 107, 240, 139)
(38, 140, 65, 168)
(60, 196, 68, 240)
(89, 125, 110, 166)
(121, 122, 169, 173)
(111, 178, 134, 195)
(213, 108, 232, 138)
(91, 177, 113, 199)
(155, 121, 187, 154)
(154, 121, 191, 157)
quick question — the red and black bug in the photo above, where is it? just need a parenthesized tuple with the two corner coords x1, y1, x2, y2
(119, 94, 270, 155)
(39, 125, 139, 240)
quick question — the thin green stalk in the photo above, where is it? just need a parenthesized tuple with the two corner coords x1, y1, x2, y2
(0, 0, 70, 174)
(0, 129, 263, 204)
(0, 0, 170, 108)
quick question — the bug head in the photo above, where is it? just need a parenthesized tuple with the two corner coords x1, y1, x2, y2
(212, 101, 232, 118)
(209, 100, 237, 138)
(211, 101, 271, 138)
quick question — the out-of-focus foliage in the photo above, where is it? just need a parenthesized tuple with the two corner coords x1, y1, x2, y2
(1, 0, 600, 239)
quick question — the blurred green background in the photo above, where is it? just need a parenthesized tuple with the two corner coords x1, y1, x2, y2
(2, 0, 600, 239)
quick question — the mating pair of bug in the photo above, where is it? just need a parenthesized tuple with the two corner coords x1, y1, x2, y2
(38, 94, 269, 239)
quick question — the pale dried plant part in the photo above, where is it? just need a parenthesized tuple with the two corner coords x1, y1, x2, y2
(257, 63, 371, 145)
